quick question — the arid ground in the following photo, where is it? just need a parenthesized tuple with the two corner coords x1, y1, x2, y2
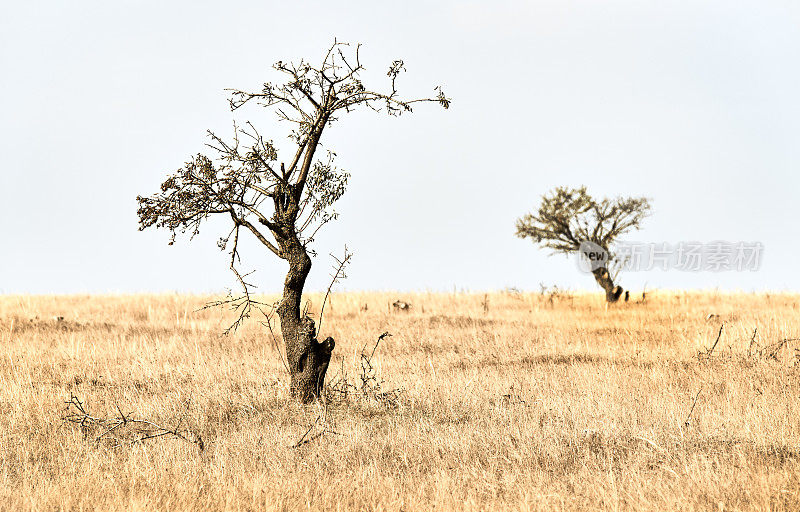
(1, 291, 799, 511)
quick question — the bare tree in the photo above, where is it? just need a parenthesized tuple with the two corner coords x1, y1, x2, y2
(515, 186, 651, 302)
(137, 41, 449, 402)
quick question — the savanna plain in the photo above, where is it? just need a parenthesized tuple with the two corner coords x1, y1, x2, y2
(1, 290, 799, 511)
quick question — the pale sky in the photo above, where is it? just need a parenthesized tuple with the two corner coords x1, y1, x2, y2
(2, 0, 798, 294)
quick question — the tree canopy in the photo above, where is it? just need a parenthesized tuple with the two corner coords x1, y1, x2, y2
(515, 186, 651, 255)
(515, 186, 651, 302)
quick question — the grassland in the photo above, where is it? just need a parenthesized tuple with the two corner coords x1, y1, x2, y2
(1, 290, 799, 511)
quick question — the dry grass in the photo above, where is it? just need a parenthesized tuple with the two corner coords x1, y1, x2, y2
(1, 290, 799, 511)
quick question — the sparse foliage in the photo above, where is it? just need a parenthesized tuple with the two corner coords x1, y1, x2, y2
(516, 186, 651, 302)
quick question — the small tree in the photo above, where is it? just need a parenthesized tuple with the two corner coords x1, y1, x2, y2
(137, 41, 449, 402)
(515, 186, 651, 302)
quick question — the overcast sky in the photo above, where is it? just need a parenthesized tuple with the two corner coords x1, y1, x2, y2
(1, 0, 798, 294)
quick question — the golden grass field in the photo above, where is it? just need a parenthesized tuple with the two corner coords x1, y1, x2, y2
(1, 290, 799, 511)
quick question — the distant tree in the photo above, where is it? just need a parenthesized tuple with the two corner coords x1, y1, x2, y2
(137, 41, 449, 402)
(515, 186, 651, 302)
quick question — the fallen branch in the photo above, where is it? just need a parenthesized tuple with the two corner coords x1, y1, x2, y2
(63, 395, 203, 451)
(755, 337, 800, 361)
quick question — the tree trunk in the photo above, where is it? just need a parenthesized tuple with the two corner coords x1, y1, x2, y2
(277, 243, 335, 403)
(592, 267, 624, 303)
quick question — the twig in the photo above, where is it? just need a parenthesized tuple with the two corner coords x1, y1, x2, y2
(292, 415, 321, 448)
(699, 323, 724, 361)
(259, 303, 290, 373)
(292, 430, 327, 448)
(291, 399, 340, 448)
(317, 247, 352, 337)
(747, 327, 758, 357)
(196, 225, 274, 335)
(367, 331, 391, 361)
(684, 388, 703, 427)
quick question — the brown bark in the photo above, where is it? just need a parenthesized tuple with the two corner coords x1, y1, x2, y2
(592, 267, 623, 303)
(276, 241, 334, 403)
